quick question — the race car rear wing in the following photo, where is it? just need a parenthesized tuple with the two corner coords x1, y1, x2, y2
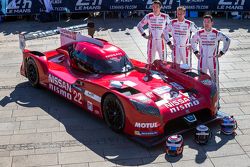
(19, 22, 103, 51)
(21, 24, 88, 40)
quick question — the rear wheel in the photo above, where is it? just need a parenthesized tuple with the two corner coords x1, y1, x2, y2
(103, 94, 125, 133)
(26, 58, 39, 87)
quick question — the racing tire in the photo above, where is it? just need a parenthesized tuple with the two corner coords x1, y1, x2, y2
(103, 94, 125, 133)
(26, 58, 39, 87)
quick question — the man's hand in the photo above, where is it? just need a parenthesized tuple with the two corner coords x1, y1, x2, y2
(217, 54, 222, 58)
(143, 35, 150, 39)
(142, 33, 150, 39)
(195, 53, 201, 59)
(169, 44, 174, 50)
(194, 51, 201, 59)
(218, 51, 224, 58)
(166, 41, 173, 50)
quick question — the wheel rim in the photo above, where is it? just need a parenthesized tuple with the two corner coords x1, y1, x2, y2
(104, 98, 124, 130)
(28, 64, 37, 83)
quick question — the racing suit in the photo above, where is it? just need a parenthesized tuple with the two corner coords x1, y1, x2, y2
(166, 19, 198, 66)
(191, 28, 230, 95)
(137, 13, 171, 65)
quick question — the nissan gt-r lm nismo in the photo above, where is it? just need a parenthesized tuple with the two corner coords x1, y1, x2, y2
(19, 25, 220, 147)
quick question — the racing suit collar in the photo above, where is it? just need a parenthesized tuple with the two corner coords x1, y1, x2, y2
(204, 28, 213, 32)
(177, 18, 185, 23)
(153, 12, 161, 16)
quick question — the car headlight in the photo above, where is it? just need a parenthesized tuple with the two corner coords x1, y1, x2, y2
(130, 99, 160, 116)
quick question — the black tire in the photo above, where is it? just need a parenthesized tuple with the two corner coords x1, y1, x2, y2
(103, 94, 125, 133)
(26, 58, 39, 87)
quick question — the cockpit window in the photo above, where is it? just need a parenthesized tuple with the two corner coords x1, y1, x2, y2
(94, 55, 134, 74)
(71, 48, 134, 74)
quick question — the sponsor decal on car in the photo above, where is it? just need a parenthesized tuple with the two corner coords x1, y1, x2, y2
(156, 99, 168, 106)
(134, 131, 158, 136)
(153, 86, 171, 95)
(48, 74, 72, 100)
(84, 90, 101, 103)
(87, 101, 93, 111)
(165, 96, 200, 113)
(156, 92, 191, 106)
(170, 91, 179, 98)
(201, 79, 212, 86)
(152, 74, 162, 79)
(48, 74, 83, 105)
(135, 95, 150, 103)
(106, 52, 123, 59)
(123, 81, 137, 87)
(170, 82, 184, 90)
(134, 122, 159, 128)
(145, 91, 154, 98)
(156, 91, 180, 106)
(49, 74, 72, 92)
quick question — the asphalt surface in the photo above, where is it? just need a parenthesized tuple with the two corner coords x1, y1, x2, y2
(0, 16, 250, 167)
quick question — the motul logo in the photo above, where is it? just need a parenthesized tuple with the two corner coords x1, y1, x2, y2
(135, 122, 158, 128)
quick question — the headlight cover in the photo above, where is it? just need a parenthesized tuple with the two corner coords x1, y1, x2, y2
(130, 99, 160, 116)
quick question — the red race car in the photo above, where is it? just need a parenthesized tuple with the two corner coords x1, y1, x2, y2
(19, 25, 222, 147)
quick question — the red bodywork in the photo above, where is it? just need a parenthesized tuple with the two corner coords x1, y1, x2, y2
(20, 39, 218, 142)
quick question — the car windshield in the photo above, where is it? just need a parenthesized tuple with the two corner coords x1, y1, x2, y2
(73, 50, 134, 74)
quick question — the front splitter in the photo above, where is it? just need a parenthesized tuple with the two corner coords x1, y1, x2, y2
(128, 111, 228, 148)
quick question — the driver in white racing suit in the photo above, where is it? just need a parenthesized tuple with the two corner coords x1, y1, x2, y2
(137, 0, 170, 66)
(166, 6, 198, 66)
(191, 15, 231, 108)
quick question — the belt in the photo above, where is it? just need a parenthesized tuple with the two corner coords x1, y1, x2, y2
(152, 38, 164, 40)
(174, 44, 191, 48)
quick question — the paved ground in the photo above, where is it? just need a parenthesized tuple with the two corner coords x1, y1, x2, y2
(0, 17, 250, 167)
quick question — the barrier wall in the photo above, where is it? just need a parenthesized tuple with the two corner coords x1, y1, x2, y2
(1, 0, 249, 16)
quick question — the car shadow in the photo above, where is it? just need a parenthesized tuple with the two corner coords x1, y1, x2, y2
(0, 82, 163, 166)
(168, 123, 237, 165)
(0, 82, 236, 165)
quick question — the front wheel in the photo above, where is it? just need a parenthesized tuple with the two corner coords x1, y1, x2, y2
(26, 58, 39, 87)
(103, 94, 125, 133)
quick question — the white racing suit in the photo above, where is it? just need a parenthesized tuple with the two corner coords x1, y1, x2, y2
(137, 13, 171, 64)
(166, 19, 198, 66)
(191, 29, 231, 105)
